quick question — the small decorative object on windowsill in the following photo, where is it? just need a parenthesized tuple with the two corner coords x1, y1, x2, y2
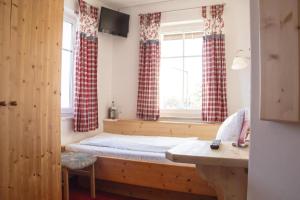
(108, 101, 118, 119)
(232, 49, 250, 70)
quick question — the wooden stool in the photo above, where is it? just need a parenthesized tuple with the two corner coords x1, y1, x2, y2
(61, 152, 97, 200)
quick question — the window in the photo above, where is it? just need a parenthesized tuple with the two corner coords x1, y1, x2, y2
(160, 32, 203, 118)
(61, 16, 76, 115)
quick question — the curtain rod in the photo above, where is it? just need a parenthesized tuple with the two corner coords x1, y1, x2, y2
(135, 3, 226, 16)
(160, 3, 226, 14)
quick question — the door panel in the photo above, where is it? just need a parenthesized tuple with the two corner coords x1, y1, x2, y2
(0, 0, 11, 199)
(0, 0, 63, 199)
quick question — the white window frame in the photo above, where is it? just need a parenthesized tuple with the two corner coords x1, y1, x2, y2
(159, 30, 203, 119)
(61, 8, 77, 116)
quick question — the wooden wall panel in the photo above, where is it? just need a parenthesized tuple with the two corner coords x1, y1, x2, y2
(103, 120, 220, 140)
(0, 0, 63, 199)
(94, 157, 216, 197)
(260, 0, 300, 122)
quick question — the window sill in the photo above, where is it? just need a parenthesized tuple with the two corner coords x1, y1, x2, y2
(159, 117, 202, 123)
(61, 113, 73, 121)
(160, 109, 201, 119)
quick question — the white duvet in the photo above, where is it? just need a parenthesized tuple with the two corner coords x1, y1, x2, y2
(79, 132, 198, 153)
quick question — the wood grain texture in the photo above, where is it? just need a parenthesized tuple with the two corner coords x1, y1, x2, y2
(0, 0, 63, 199)
(167, 140, 249, 200)
(260, 0, 300, 122)
(196, 165, 248, 200)
(63, 167, 69, 200)
(166, 141, 249, 168)
(94, 156, 216, 197)
(103, 119, 220, 140)
(0, 1, 11, 199)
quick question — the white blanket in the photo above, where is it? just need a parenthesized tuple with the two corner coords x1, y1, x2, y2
(79, 132, 198, 153)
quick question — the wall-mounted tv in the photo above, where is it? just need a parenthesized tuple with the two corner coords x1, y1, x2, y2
(99, 7, 130, 38)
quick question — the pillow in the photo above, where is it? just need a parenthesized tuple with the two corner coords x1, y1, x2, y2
(238, 120, 250, 146)
(238, 108, 250, 146)
(216, 109, 245, 142)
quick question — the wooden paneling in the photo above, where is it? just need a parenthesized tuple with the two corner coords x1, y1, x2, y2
(260, 0, 300, 122)
(103, 120, 220, 140)
(0, 0, 63, 199)
(94, 156, 216, 197)
(0, 1, 11, 199)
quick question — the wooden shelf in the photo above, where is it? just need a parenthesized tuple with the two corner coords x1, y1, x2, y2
(166, 141, 249, 168)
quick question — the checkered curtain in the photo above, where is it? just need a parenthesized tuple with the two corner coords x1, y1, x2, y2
(74, 0, 99, 132)
(201, 5, 228, 122)
(136, 13, 161, 121)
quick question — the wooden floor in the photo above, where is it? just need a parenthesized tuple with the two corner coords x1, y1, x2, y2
(69, 180, 139, 200)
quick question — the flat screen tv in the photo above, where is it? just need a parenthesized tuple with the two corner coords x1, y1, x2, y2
(99, 7, 130, 38)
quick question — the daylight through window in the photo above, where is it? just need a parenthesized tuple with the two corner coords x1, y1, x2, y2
(160, 32, 203, 117)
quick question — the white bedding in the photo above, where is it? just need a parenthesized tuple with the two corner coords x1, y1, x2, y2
(79, 132, 198, 153)
(65, 143, 173, 164)
(65, 132, 198, 165)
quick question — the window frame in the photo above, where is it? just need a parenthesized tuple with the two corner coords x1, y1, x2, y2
(61, 9, 77, 116)
(160, 31, 203, 119)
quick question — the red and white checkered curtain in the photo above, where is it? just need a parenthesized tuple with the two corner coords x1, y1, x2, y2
(201, 5, 228, 122)
(136, 13, 161, 121)
(74, 0, 99, 132)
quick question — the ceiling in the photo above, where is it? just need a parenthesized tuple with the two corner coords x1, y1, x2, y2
(101, 0, 172, 8)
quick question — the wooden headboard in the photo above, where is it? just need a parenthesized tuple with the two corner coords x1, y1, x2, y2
(103, 119, 220, 140)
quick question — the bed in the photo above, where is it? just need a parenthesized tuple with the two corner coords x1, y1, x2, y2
(66, 132, 199, 164)
(65, 120, 220, 199)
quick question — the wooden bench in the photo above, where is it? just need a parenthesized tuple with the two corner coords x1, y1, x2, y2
(91, 119, 221, 199)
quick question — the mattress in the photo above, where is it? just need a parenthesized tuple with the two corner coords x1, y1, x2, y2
(78, 132, 198, 153)
(65, 132, 198, 165)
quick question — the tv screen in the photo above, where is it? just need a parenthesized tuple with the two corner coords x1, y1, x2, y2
(99, 7, 130, 38)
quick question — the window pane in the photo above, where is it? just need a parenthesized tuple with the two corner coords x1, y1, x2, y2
(160, 58, 184, 109)
(184, 57, 202, 110)
(62, 21, 73, 50)
(184, 37, 203, 56)
(161, 39, 183, 57)
(160, 32, 203, 115)
(61, 50, 73, 109)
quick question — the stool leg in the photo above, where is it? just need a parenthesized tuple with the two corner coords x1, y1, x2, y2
(90, 164, 96, 199)
(63, 167, 69, 200)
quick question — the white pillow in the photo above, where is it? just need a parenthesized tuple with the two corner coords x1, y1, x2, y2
(216, 109, 245, 142)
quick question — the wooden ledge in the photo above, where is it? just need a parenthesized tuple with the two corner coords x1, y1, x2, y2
(103, 119, 220, 140)
(166, 141, 249, 168)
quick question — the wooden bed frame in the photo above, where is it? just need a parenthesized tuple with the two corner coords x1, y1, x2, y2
(86, 119, 220, 199)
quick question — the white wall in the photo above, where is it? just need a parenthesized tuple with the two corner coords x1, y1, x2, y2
(61, 0, 251, 144)
(248, 0, 300, 199)
(61, 0, 114, 145)
(112, 0, 251, 119)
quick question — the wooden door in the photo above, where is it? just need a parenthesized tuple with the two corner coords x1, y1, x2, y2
(0, 0, 63, 199)
(0, 0, 11, 199)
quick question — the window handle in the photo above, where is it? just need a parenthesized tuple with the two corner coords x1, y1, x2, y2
(0, 101, 7, 106)
(9, 101, 17, 106)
